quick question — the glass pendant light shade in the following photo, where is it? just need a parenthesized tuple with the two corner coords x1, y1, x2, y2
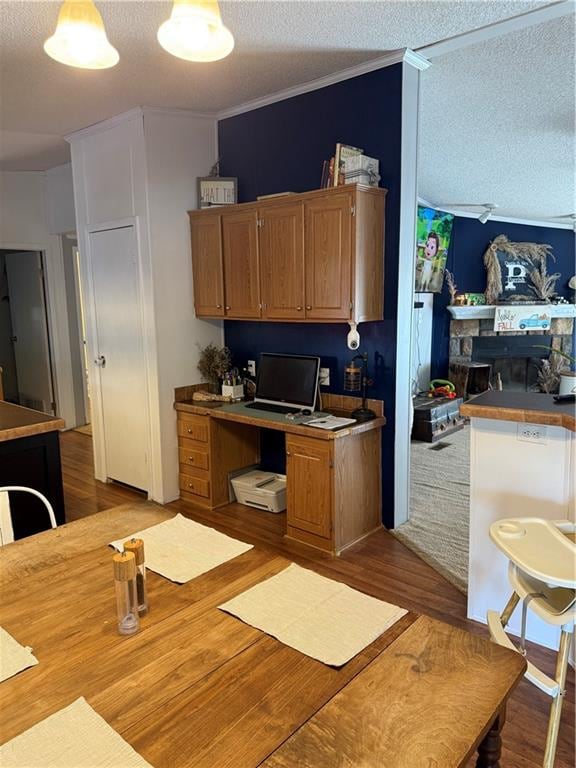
(157, 0, 234, 62)
(44, 0, 119, 69)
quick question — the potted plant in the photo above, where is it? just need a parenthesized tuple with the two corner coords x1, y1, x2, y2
(197, 343, 231, 393)
(549, 349, 576, 395)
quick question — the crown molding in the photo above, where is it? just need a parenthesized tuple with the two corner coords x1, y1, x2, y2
(403, 49, 431, 71)
(66, 106, 218, 142)
(418, 0, 574, 59)
(140, 107, 216, 121)
(217, 48, 429, 120)
(65, 107, 144, 143)
(418, 197, 575, 231)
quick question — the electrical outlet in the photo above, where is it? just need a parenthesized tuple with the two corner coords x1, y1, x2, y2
(319, 367, 330, 387)
(517, 424, 548, 444)
(247, 360, 256, 377)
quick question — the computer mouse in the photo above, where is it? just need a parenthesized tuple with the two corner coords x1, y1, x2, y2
(301, 408, 312, 416)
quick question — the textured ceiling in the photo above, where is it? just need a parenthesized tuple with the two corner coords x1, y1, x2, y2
(419, 14, 575, 221)
(0, 0, 573, 222)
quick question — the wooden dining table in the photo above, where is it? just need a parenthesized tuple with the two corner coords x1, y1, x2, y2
(0, 503, 526, 767)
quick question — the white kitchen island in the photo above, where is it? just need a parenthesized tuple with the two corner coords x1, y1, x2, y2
(461, 391, 575, 650)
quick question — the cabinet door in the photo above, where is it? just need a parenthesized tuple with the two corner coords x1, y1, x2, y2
(286, 436, 332, 539)
(221, 209, 261, 318)
(189, 214, 224, 317)
(304, 193, 352, 320)
(259, 203, 305, 319)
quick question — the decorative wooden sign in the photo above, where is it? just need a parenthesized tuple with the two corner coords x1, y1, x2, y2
(197, 177, 237, 208)
(484, 235, 553, 305)
(493, 304, 551, 332)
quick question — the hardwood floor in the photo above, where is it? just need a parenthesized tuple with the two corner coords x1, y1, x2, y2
(60, 430, 575, 768)
(61, 430, 147, 521)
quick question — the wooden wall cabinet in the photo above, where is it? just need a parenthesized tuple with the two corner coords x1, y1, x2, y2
(188, 184, 386, 324)
(221, 210, 261, 318)
(189, 213, 225, 317)
(260, 203, 305, 319)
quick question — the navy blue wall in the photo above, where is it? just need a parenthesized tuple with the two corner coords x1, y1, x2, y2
(219, 65, 404, 528)
(431, 217, 576, 378)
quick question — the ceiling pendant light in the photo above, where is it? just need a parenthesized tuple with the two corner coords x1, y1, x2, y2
(157, 0, 234, 63)
(44, 0, 119, 70)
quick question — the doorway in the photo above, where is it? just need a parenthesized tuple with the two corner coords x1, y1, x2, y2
(0, 249, 55, 413)
(87, 225, 149, 492)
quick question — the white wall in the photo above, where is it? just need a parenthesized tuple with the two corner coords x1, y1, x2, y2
(45, 164, 76, 234)
(0, 171, 77, 427)
(69, 108, 222, 503)
(143, 110, 222, 501)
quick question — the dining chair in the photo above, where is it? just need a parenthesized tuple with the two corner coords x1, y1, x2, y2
(487, 517, 576, 768)
(0, 486, 58, 547)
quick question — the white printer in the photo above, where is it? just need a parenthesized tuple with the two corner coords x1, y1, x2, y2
(231, 470, 287, 513)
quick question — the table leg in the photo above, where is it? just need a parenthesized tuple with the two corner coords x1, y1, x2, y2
(476, 708, 506, 768)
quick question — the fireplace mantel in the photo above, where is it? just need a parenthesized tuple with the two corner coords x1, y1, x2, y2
(447, 304, 576, 320)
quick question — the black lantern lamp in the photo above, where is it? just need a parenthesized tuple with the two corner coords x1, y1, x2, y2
(343, 353, 376, 422)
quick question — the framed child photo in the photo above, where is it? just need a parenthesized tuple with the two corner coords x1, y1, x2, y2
(415, 207, 454, 293)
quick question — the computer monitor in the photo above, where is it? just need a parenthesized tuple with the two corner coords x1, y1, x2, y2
(254, 353, 320, 411)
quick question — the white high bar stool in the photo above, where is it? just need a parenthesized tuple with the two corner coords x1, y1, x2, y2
(487, 517, 576, 768)
(0, 486, 58, 546)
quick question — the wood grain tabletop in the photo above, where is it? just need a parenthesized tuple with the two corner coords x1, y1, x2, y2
(0, 506, 526, 767)
(0, 401, 65, 442)
(461, 391, 576, 432)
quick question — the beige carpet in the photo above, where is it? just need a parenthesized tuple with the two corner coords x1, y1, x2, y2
(393, 427, 470, 594)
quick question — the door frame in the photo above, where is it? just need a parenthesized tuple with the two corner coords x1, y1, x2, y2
(394, 60, 425, 527)
(80, 216, 159, 499)
(72, 244, 90, 425)
(0, 239, 76, 428)
(4, 249, 56, 413)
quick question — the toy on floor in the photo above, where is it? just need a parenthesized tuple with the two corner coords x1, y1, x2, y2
(427, 379, 457, 399)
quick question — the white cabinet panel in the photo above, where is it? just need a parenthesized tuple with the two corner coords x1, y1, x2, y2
(83, 121, 137, 225)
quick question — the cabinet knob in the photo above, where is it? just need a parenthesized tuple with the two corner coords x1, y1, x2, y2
(225, 305, 231, 310)
(188, 482, 193, 488)
(306, 305, 312, 311)
(286, 451, 291, 456)
(216, 304, 222, 309)
(187, 428, 193, 434)
(188, 456, 194, 462)
(296, 306, 302, 311)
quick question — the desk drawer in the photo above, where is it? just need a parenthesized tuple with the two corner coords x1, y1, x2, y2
(178, 443, 209, 471)
(177, 414, 209, 443)
(179, 471, 210, 498)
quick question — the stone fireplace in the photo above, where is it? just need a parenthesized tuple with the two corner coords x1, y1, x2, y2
(449, 316, 574, 394)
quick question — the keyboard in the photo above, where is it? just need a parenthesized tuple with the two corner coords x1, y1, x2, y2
(244, 402, 299, 415)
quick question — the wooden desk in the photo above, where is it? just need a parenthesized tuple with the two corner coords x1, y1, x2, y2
(0, 505, 526, 767)
(174, 401, 386, 555)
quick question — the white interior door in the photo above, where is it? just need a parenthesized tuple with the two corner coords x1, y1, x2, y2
(5, 251, 54, 414)
(89, 226, 148, 491)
